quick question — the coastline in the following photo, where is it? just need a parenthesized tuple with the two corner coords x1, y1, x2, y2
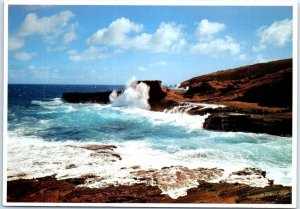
(7, 174, 291, 204)
(61, 59, 292, 137)
(7, 59, 293, 204)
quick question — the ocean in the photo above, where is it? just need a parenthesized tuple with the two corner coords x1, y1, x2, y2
(7, 84, 292, 199)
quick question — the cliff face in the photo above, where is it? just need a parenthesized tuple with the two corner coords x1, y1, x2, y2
(180, 59, 292, 108)
(176, 58, 293, 136)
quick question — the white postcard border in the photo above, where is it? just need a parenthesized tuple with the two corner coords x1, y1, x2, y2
(2, 0, 298, 208)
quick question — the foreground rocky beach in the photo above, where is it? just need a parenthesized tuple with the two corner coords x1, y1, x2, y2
(7, 143, 292, 203)
(7, 59, 293, 204)
(8, 174, 291, 203)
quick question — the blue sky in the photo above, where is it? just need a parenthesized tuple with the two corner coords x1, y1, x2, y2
(8, 5, 292, 85)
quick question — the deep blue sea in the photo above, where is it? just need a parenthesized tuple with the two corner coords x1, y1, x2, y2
(7, 84, 292, 198)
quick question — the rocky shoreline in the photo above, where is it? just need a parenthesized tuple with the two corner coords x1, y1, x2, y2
(7, 142, 292, 204)
(7, 173, 291, 204)
(62, 59, 292, 137)
(8, 59, 292, 204)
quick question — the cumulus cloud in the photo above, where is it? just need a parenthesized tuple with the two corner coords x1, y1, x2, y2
(87, 17, 186, 53)
(67, 46, 108, 62)
(191, 35, 240, 56)
(18, 10, 74, 37)
(190, 19, 240, 57)
(253, 19, 292, 51)
(8, 37, 25, 51)
(10, 10, 77, 52)
(128, 22, 186, 53)
(196, 19, 225, 38)
(14, 51, 36, 61)
(87, 17, 143, 46)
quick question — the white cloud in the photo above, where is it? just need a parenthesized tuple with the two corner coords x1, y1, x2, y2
(190, 19, 240, 57)
(129, 22, 186, 53)
(10, 10, 77, 51)
(138, 66, 147, 71)
(150, 61, 169, 66)
(14, 51, 36, 61)
(87, 18, 186, 53)
(8, 37, 24, 51)
(238, 53, 248, 61)
(28, 65, 36, 70)
(196, 19, 225, 38)
(68, 46, 108, 62)
(253, 19, 292, 51)
(252, 44, 266, 51)
(18, 10, 74, 37)
(63, 23, 78, 44)
(46, 46, 66, 52)
(87, 17, 143, 46)
(190, 35, 240, 56)
(27, 64, 50, 71)
(63, 31, 77, 44)
(256, 54, 270, 63)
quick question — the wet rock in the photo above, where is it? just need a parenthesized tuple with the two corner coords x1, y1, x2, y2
(137, 80, 167, 102)
(79, 145, 117, 151)
(62, 80, 166, 105)
(223, 168, 272, 188)
(203, 112, 292, 136)
(62, 91, 119, 104)
(7, 175, 291, 204)
(131, 166, 224, 199)
(66, 164, 77, 169)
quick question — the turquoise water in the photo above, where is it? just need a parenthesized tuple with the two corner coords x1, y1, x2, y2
(7, 84, 292, 187)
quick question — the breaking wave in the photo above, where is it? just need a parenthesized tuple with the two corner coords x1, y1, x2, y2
(109, 77, 150, 110)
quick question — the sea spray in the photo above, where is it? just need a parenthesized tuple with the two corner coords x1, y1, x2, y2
(109, 77, 150, 110)
(164, 102, 225, 114)
(7, 84, 293, 199)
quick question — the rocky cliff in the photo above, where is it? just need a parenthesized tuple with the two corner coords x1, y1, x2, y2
(177, 59, 293, 136)
(180, 58, 292, 108)
(61, 59, 293, 136)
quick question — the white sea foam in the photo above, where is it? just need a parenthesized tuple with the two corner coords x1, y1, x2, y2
(120, 107, 209, 130)
(32, 98, 76, 113)
(7, 130, 292, 199)
(164, 102, 225, 114)
(110, 77, 150, 110)
(8, 94, 292, 199)
(32, 98, 63, 107)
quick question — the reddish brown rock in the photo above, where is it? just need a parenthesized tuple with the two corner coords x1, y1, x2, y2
(180, 59, 292, 109)
(203, 112, 292, 136)
(7, 176, 291, 204)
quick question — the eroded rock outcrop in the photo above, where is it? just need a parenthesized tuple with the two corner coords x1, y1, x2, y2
(137, 80, 167, 103)
(62, 80, 166, 105)
(62, 91, 118, 104)
(203, 112, 292, 136)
